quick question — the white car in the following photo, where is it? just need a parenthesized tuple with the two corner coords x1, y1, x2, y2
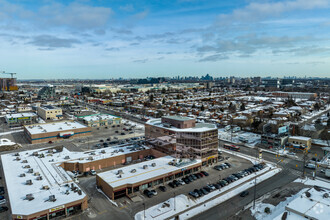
(178, 179, 185, 185)
(305, 163, 316, 169)
(90, 170, 97, 175)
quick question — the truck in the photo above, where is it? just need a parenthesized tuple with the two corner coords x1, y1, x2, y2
(233, 127, 241, 133)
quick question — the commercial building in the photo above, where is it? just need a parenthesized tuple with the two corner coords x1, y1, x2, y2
(0, 78, 18, 91)
(37, 105, 63, 120)
(262, 78, 280, 88)
(145, 116, 218, 165)
(5, 112, 38, 127)
(38, 85, 56, 99)
(23, 121, 91, 144)
(288, 136, 312, 149)
(77, 113, 122, 127)
(272, 92, 317, 100)
(96, 156, 202, 200)
(261, 134, 288, 148)
(1, 147, 88, 220)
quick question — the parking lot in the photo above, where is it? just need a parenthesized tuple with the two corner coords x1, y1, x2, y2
(70, 151, 255, 220)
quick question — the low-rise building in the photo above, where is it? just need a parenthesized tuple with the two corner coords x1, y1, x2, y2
(288, 136, 312, 149)
(261, 134, 288, 148)
(37, 105, 63, 120)
(96, 156, 201, 200)
(5, 112, 38, 127)
(77, 113, 121, 127)
(23, 121, 91, 144)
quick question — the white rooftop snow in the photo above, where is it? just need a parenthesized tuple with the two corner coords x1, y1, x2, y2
(98, 156, 201, 188)
(25, 121, 87, 135)
(5, 112, 37, 119)
(146, 119, 217, 132)
(81, 114, 120, 122)
(1, 148, 86, 216)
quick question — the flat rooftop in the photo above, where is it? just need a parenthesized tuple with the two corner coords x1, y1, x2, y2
(147, 119, 217, 132)
(24, 121, 88, 135)
(1, 148, 86, 216)
(289, 136, 312, 141)
(79, 113, 120, 122)
(5, 112, 37, 119)
(97, 156, 201, 188)
(39, 105, 61, 110)
(162, 115, 194, 121)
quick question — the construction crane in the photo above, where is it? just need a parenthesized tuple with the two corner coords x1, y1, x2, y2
(1, 71, 17, 78)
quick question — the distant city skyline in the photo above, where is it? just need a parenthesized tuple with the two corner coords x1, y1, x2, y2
(1, 0, 330, 79)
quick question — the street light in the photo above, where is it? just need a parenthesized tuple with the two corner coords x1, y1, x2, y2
(174, 192, 176, 212)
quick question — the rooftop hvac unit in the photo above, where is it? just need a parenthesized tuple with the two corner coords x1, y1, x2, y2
(15, 157, 21, 161)
(36, 176, 43, 180)
(25, 194, 34, 201)
(64, 156, 70, 159)
(101, 150, 105, 154)
(131, 169, 136, 173)
(42, 185, 49, 190)
(19, 173, 26, 177)
(49, 195, 56, 202)
(48, 149, 53, 153)
(22, 160, 28, 163)
(32, 152, 39, 156)
(28, 168, 33, 173)
(24, 165, 31, 168)
(26, 180, 32, 185)
(34, 172, 40, 176)
(88, 156, 93, 161)
(79, 158, 84, 160)
(151, 163, 156, 167)
(143, 165, 148, 169)
(65, 190, 70, 195)
(42, 129, 47, 132)
(78, 190, 82, 195)
(59, 127, 62, 130)
(14, 153, 20, 156)
(117, 174, 122, 178)
(90, 152, 96, 155)
(119, 149, 124, 152)
(117, 170, 124, 175)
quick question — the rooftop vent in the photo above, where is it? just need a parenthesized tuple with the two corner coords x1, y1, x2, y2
(32, 152, 39, 156)
(28, 168, 33, 173)
(90, 152, 96, 155)
(117, 174, 122, 178)
(47, 149, 53, 153)
(42, 185, 49, 190)
(15, 157, 21, 161)
(78, 190, 82, 195)
(65, 190, 70, 195)
(64, 156, 70, 159)
(19, 173, 26, 177)
(36, 176, 43, 181)
(23, 165, 31, 168)
(34, 172, 40, 176)
(151, 163, 156, 167)
(131, 169, 136, 173)
(48, 195, 56, 202)
(14, 153, 20, 156)
(117, 170, 124, 175)
(101, 150, 106, 154)
(22, 160, 28, 163)
(25, 194, 34, 201)
(26, 179, 33, 185)
(88, 156, 93, 161)
(143, 165, 148, 169)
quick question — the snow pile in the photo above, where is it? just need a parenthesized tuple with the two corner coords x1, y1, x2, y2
(0, 138, 16, 146)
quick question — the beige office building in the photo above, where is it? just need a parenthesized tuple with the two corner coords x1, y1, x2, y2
(37, 105, 63, 120)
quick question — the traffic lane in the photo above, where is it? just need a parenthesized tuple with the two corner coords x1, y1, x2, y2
(191, 168, 298, 220)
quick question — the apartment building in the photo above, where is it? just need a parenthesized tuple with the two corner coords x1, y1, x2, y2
(37, 105, 63, 120)
(145, 116, 218, 165)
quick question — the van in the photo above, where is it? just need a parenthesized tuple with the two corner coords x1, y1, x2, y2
(233, 127, 241, 133)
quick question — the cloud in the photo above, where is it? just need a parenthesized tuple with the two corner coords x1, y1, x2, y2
(217, 0, 329, 25)
(105, 47, 120, 51)
(111, 28, 133, 35)
(133, 59, 148, 63)
(130, 42, 140, 46)
(199, 54, 228, 62)
(133, 10, 149, 20)
(28, 35, 80, 48)
(120, 4, 134, 12)
(38, 3, 113, 30)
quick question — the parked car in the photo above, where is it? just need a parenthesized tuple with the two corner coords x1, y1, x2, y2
(150, 189, 157, 196)
(178, 179, 185, 185)
(0, 187, 4, 195)
(191, 174, 197, 180)
(173, 180, 180, 187)
(159, 186, 167, 192)
(182, 177, 190, 184)
(194, 189, 203, 197)
(143, 189, 153, 198)
(240, 191, 249, 197)
(224, 162, 231, 168)
(0, 196, 4, 200)
(207, 184, 216, 191)
(189, 191, 199, 198)
(201, 171, 209, 176)
(213, 183, 221, 189)
(305, 163, 316, 169)
(168, 182, 176, 188)
(0, 206, 8, 213)
(187, 175, 194, 182)
(90, 170, 96, 176)
(214, 165, 223, 171)
(200, 188, 209, 195)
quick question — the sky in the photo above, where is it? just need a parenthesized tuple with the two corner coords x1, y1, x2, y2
(0, 0, 330, 79)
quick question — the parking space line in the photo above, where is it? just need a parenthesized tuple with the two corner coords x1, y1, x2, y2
(97, 210, 108, 215)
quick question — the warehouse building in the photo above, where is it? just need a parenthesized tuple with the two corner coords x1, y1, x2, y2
(23, 121, 91, 144)
(77, 113, 122, 127)
(1, 147, 88, 220)
(96, 156, 202, 200)
(5, 112, 38, 127)
(37, 105, 63, 120)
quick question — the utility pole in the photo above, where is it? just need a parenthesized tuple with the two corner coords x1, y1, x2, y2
(143, 202, 146, 220)
(174, 192, 176, 211)
(302, 148, 307, 178)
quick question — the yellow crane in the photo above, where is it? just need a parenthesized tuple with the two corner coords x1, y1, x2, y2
(1, 71, 17, 78)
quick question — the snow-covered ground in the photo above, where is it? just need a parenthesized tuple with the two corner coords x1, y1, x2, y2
(250, 177, 330, 220)
(0, 138, 16, 146)
(0, 129, 23, 136)
(218, 129, 260, 147)
(134, 166, 281, 220)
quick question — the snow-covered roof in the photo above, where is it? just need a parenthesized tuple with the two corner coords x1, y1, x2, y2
(289, 136, 311, 141)
(24, 121, 87, 135)
(97, 156, 201, 188)
(79, 113, 120, 122)
(1, 148, 86, 216)
(5, 112, 37, 119)
(146, 119, 217, 132)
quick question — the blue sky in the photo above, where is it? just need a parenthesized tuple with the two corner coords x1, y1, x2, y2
(0, 0, 330, 79)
